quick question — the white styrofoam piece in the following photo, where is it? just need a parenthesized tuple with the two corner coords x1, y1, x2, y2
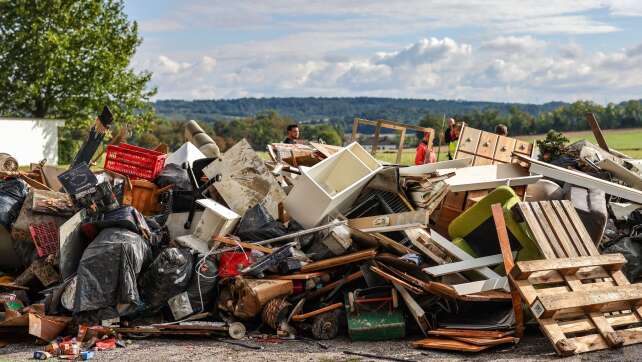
(444, 163, 541, 192)
(165, 142, 206, 166)
(398, 157, 472, 176)
(283, 142, 382, 228)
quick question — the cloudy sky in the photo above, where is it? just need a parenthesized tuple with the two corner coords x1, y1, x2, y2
(124, 1, 642, 103)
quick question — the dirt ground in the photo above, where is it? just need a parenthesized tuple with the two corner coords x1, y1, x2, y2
(1, 328, 641, 362)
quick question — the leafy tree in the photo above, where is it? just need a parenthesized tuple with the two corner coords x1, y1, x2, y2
(301, 124, 343, 145)
(0, 0, 156, 163)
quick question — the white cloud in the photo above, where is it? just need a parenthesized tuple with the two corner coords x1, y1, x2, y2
(155, 55, 192, 75)
(481, 36, 546, 54)
(376, 37, 471, 67)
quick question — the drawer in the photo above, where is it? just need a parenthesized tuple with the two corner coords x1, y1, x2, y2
(456, 150, 475, 161)
(473, 156, 494, 166)
(494, 135, 516, 163)
(456, 127, 481, 155)
(476, 131, 498, 158)
(514, 140, 532, 156)
(443, 191, 467, 210)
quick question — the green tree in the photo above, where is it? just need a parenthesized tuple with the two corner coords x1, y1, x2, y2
(301, 124, 343, 145)
(0, 0, 156, 163)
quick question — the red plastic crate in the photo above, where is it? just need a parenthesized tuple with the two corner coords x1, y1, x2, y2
(104, 143, 167, 181)
(29, 222, 59, 257)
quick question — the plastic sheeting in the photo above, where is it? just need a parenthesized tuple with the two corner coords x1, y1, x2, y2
(604, 236, 642, 281)
(140, 247, 194, 308)
(73, 228, 152, 315)
(0, 178, 28, 229)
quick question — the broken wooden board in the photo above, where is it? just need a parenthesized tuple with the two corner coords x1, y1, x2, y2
(348, 210, 429, 230)
(411, 337, 490, 352)
(454, 125, 533, 165)
(300, 249, 377, 272)
(452, 277, 510, 296)
(427, 328, 514, 339)
(394, 283, 430, 336)
(28, 313, 70, 342)
(203, 139, 287, 219)
(517, 154, 642, 204)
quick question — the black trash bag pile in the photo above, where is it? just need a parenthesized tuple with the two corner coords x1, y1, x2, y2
(0, 178, 28, 229)
(235, 203, 288, 241)
(73, 228, 152, 321)
(139, 247, 194, 309)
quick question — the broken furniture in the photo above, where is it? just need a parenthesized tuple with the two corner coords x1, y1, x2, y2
(513, 199, 642, 355)
(122, 179, 172, 216)
(175, 199, 240, 254)
(284, 142, 382, 228)
(448, 186, 540, 262)
(350, 118, 435, 165)
(454, 125, 533, 166)
(184, 120, 221, 158)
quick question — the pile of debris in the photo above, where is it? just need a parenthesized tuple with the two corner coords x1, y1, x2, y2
(1, 109, 642, 359)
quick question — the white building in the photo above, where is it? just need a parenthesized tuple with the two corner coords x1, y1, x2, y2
(0, 118, 65, 165)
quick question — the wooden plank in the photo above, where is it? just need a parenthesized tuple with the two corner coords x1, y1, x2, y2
(559, 200, 600, 256)
(533, 285, 642, 318)
(529, 202, 568, 258)
(394, 283, 430, 336)
(422, 253, 506, 277)
(351, 118, 359, 142)
(453, 277, 509, 295)
(305, 271, 363, 300)
(358, 223, 424, 233)
(396, 128, 406, 164)
(348, 210, 429, 230)
(491, 203, 524, 338)
(291, 303, 343, 322)
(405, 228, 450, 264)
(411, 338, 490, 352)
(571, 326, 642, 354)
(369, 266, 423, 294)
(371, 120, 382, 155)
(539, 201, 580, 257)
(551, 200, 590, 257)
(214, 237, 274, 254)
(518, 153, 642, 204)
(300, 249, 377, 272)
(517, 203, 557, 259)
(537, 281, 615, 297)
(586, 112, 610, 152)
(511, 254, 626, 280)
(540, 318, 577, 356)
(429, 230, 503, 280)
(451, 336, 519, 347)
(270, 272, 328, 280)
(427, 329, 514, 339)
(559, 313, 640, 334)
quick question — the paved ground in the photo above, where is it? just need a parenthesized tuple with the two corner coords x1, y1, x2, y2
(1, 328, 641, 362)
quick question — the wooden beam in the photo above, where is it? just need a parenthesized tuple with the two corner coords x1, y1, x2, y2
(491, 203, 524, 338)
(291, 302, 343, 322)
(394, 283, 430, 336)
(511, 254, 627, 280)
(351, 118, 359, 142)
(214, 237, 274, 254)
(517, 153, 642, 204)
(300, 249, 377, 272)
(396, 128, 406, 164)
(586, 112, 610, 152)
(348, 210, 429, 230)
(532, 285, 642, 318)
(371, 120, 382, 155)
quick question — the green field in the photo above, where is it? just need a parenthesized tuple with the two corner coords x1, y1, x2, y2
(333, 128, 642, 165)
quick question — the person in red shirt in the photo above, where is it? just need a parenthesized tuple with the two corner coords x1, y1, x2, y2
(415, 132, 436, 165)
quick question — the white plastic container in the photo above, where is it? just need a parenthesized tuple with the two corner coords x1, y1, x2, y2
(284, 142, 382, 228)
(176, 199, 240, 253)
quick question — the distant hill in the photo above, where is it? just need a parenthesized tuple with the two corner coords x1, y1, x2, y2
(153, 97, 568, 124)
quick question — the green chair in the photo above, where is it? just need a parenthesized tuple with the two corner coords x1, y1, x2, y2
(448, 186, 540, 263)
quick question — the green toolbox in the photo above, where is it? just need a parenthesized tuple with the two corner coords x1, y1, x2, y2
(345, 287, 405, 341)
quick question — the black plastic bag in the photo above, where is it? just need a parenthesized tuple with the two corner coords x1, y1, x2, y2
(603, 236, 642, 281)
(0, 178, 28, 229)
(236, 204, 287, 241)
(80, 206, 151, 241)
(185, 254, 218, 312)
(140, 247, 194, 308)
(74, 228, 152, 315)
(155, 163, 192, 191)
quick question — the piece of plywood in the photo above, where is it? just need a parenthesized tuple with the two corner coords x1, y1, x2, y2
(203, 139, 287, 219)
(411, 337, 490, 352)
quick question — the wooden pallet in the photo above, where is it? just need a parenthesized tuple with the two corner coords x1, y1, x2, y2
(511, 200, 642, 355)
(454, 125, 532, 166)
